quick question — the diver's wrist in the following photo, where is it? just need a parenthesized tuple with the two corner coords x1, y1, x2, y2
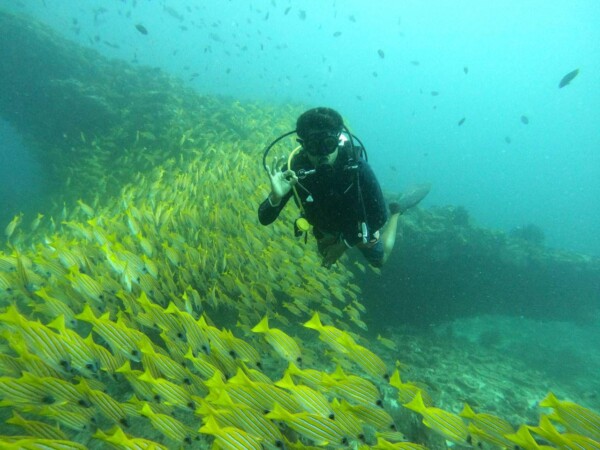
(268, 193, 282, 207)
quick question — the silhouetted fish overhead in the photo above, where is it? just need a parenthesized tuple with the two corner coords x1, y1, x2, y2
(135, 24, 148, 35)
(558, 68, 579, 88)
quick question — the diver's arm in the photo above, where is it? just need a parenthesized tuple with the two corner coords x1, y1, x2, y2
(258, 190, 292, 225)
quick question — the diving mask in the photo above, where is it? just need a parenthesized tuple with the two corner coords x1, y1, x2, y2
(297, 130, 341, 156)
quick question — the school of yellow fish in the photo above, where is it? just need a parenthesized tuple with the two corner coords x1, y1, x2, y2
(1, 102, 599, 449)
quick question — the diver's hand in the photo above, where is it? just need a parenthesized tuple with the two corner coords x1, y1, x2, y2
(321, 240, 347, 269)
(267, 156, 298, 203)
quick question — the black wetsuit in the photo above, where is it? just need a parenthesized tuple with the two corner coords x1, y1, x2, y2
(258, 146, 388, 248)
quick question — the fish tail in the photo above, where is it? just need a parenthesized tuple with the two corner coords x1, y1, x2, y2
(251, 315, 270, 333)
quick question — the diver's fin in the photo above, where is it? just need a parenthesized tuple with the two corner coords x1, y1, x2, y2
(390, 183, 431, 215)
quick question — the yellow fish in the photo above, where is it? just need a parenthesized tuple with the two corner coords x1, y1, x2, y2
(0, 306, 72, 375)
(540, 392, 600, 441)
(4, 213, 23, 239)
(528, 414, 600, 449)
(322, 365, 383, 407)
(200, 415, 263, 450)
(78, 378, 129, 427)
(93, 427, 168, 450)
(76, 304, 151, 362)
(372, 438, 427, 449)
(275, 372, 334, 418)
(304, 312, 355, 354)
(138, 369, 196, 411)
(7, 410, 68, 440)
(403, 390, 469, 445)
(140, 403, 198, 445)
(460, 402, 515, 448)
(389, 369, 433, 406)
(505, 424, 556, 450)
(337, 333, 389, 381)
(0, 438, 87, 449)
(207, 390, 286, 448)
(266, 402, 352, 447)
(252, 315, 303, 365)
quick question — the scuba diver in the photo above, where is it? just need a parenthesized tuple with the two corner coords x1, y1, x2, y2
(258, 107, 430, 269)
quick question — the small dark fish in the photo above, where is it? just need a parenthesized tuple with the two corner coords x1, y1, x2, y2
(284, 7, 291, 15)
(349, 15, 356, 22)
(463, 66, 469, 74)
(135, 24, 148, 35)
(298, 10, 306, 20)
(505, 136, 512, 144)
(457, 117, 466, 126)
(430, 91, 439, 96)
(372, 71, 378, 77)
(333, 31, 342, 37)
(390, 165, 397, 172)
(377, 49, 385, 59)
(410, 60, 420, 66)
(163, 6, 184, 21)
(558, 68, 579, 88)
(520, 115, 529, 125)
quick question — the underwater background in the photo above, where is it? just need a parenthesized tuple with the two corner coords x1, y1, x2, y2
(0, 1, 599, 449)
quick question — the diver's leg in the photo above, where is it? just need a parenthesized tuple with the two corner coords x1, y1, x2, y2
(381, 212, 401, 264)
(381, 183, 431, 264)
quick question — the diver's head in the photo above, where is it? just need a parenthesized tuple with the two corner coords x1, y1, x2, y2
(296, 107, 343, 164)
